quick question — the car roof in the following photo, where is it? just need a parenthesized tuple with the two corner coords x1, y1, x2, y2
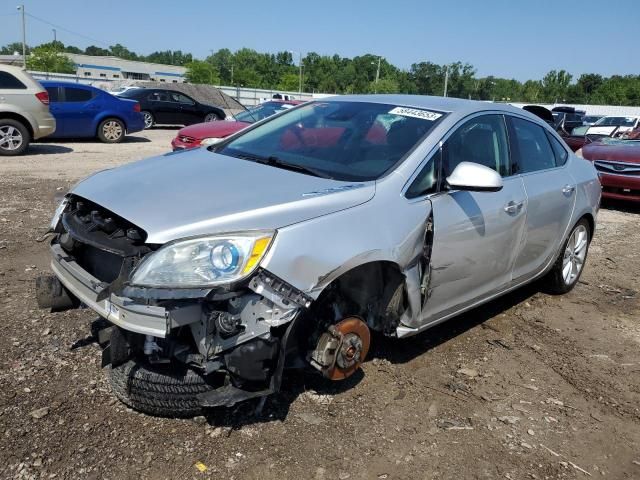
(39, 80, 98, 90)
(320, 94, 531, 118)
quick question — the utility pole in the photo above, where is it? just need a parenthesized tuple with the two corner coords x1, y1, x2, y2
(230, 64, 234, 86)
(298, 51, 302, 94)
(17, 5, 26, 69)
(374, 56, 381, 93)
(52, 28, 56, 43)
(443, 64, 449, 97)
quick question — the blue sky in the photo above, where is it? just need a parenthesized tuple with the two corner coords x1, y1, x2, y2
(1, 0, 638, 81)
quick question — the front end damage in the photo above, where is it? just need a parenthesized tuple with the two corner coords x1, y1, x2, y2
(37, 195, 314, 410)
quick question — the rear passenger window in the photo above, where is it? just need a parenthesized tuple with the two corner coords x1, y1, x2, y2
(510, 117, 556, 173)
(64, 87, 93, 102)
(546, 132, 569, 166)
(45, 87, 59, 102)
(443, 114, 510, 177)
(0, 71, 27, 89)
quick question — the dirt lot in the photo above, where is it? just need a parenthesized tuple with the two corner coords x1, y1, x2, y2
(0, 130, 639, 480)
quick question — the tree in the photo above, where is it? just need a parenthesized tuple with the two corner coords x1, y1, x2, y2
(541, 70, 573, 103)
(84, 45, 110, 56)
(0, 42, 30, 55)
(184, 60, 219, 85)
(26, 44, 75, 73)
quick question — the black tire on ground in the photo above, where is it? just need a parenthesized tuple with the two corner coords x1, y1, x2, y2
(109, 359, 217, 417)
(141, 111, 155, 129)
(542, 218, 591, 295)
(97, 118, 125, 143)
(0, 118, 30, 156)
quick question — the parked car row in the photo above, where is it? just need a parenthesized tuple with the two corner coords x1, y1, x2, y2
(0, 65, 228, 155)
(171, 99, 304, 150)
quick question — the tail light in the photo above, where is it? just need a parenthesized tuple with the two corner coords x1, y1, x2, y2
(133, 102, 141, 112)
(35, 91, 49, 105)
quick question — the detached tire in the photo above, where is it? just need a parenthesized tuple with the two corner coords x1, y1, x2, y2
(109, 360, 216, 417)
(0, 119, 30, 156)
(542, 218, 591, 295)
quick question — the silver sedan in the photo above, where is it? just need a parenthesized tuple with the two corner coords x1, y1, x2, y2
(40, 95, 600, 416)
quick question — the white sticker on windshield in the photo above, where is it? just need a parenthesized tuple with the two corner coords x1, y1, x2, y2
(389, 106, 443, 121)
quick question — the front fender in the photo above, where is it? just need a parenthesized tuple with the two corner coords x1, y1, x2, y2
(261, 182, 432, 299)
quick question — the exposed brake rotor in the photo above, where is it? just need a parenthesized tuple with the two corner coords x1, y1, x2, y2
(309, 316, 371, 381)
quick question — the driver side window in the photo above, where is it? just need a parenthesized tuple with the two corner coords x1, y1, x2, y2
(443, 114, 510, 178)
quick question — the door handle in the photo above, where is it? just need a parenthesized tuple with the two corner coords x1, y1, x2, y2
(504, 200, 524, 215)
(562, 184, 576, 195)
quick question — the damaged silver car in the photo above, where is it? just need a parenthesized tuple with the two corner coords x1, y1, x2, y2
(37, 95, 601, 416)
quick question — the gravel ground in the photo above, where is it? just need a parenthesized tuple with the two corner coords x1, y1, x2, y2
(0, 131, 639, 479)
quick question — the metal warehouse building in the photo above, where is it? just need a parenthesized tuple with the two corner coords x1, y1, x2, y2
(64, 53, 186, 83)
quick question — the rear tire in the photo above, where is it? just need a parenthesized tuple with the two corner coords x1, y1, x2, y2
(0, 119, 30, 156)
(142, 111, 155, 129)
(542, 218, 591, 295)
(204, 112, 222, 122)
(109, 359, 217, 417)
(97, 118, 125, 143)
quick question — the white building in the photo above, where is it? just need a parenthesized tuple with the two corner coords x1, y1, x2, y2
(64, 53, 186, 83)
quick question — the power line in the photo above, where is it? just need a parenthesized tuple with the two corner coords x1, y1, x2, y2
(24, 13, 111, 47)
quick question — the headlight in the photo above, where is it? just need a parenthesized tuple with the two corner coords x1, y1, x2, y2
(129, 231, 274, 288)
(200, 137, 224, 146)
(50, 197, 68, 231)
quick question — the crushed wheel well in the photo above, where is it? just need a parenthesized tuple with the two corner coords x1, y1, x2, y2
(309, 261, 407, 335)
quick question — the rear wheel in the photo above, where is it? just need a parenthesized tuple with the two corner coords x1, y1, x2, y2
(142, 111, 155, 129)
(97, 118, 125, 143)
(0, 119, 30, 156)
(204, 112, 221, 122)
(109, 359, 218, 417)
(543, 218, 591, 294)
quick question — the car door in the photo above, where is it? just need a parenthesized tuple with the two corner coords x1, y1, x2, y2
(147, 91, 177, 124)
(54, 86, 98, 137)
(508, 116, 576, 282)
(170, 92, 200, 125)
(419, 114, 528, 322)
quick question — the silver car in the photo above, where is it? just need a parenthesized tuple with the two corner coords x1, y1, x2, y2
(0, 65, 56, 155)
(38, 95, 600, 416)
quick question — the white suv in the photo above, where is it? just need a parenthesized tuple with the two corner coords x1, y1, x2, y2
(0, 65, 56, 155)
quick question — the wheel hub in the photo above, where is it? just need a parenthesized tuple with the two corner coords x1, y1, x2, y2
(310, 317, 370, 381)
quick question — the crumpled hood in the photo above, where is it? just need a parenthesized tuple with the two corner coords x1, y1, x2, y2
(71, 148, 375, 244)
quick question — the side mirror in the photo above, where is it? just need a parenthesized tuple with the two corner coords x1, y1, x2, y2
(446, 162, 503, 192)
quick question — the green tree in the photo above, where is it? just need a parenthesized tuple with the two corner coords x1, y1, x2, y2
(0, 42, 30, 55)
(184, 60, 219, 84)
(541, 70, 573, 103)
(84, 45, 110, 56)
(26, 44, 75, 73)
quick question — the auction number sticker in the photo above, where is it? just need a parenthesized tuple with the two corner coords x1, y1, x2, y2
(389, 106, 443, 121)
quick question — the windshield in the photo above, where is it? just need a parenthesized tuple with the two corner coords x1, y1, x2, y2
(595, 116, 638, 127)
(217, 101, 445, 181)
(234, 101, 296, 124)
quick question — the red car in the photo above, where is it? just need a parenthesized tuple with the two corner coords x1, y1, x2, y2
(579, 138, 640, 202)
(171, 100, 304, 150)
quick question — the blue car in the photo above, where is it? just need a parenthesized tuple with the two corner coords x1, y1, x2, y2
(41, 81, 145, 143)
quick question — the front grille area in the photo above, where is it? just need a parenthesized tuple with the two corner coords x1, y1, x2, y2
(594, 160, 640, 176)
(58, 195, 151, 284)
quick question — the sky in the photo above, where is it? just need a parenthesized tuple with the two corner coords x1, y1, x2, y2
(1, 0, 638, 81)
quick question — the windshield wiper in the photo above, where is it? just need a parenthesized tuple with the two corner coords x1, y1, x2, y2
(233, 151, 332, 179)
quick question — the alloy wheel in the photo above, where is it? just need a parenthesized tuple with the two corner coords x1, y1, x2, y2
(143, 112, 154, 129)
(102, 121, 123, 141)
(0, 125, 23, 151)
(204, 113, 219, 122)
(562, 225, 588, 285)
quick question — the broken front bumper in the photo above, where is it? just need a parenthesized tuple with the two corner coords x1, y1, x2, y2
(50, 242, 171, 337)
